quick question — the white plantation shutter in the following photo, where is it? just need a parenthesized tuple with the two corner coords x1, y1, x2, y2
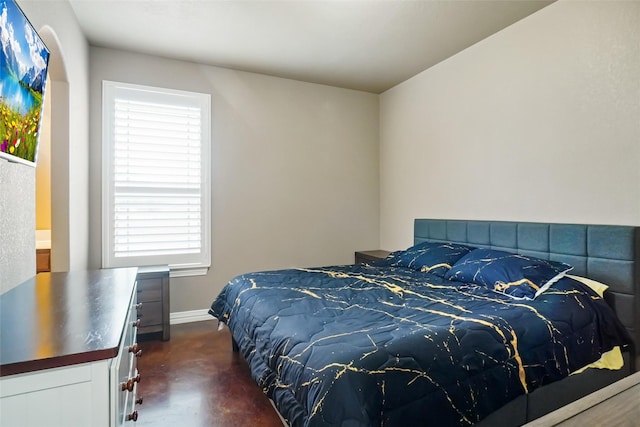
(102, 81, 211, 275)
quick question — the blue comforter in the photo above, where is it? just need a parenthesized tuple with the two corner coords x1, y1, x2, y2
(209, 263, 629, 426)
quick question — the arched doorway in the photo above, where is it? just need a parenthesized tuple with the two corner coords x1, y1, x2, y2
(37, 26, 70, 272)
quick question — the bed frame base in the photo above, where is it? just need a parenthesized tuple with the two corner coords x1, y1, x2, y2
(478, 353, 631, 426)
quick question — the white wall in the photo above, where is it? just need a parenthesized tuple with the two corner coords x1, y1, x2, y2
(379, 0, 640, 251)
(0, 160, 35, 293)
(20, 0, 90, 272)
(1, 0, 89, 293)
(89, 47, 380, 312)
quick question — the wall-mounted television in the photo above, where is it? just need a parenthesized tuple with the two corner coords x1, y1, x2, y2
(0, 0, 49, 167)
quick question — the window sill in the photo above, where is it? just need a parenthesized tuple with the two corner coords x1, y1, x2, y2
(169, 266, 209, 278)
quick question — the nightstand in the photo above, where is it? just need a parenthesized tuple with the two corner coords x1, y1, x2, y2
(137, 265, 170, 341)
(355, 250, 391, 264)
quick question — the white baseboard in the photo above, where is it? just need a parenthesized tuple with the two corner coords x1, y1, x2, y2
(170, 309, 213, 325)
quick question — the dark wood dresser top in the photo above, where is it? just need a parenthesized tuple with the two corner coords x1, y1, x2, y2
(0, 268, 138, 377)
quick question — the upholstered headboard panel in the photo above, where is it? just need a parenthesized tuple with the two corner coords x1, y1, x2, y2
(414, 219, 640, 368)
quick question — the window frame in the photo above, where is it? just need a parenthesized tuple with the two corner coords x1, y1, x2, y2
(101, 80, 211, 277)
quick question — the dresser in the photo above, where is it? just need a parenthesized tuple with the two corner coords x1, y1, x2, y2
(0, 268, 141, 426)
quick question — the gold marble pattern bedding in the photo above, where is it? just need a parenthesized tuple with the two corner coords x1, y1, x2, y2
(209, 263, 630, 427)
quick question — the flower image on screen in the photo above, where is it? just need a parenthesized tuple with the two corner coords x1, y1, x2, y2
(0, 0, 49, 166)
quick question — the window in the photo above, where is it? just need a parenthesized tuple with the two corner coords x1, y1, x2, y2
(102, 81, 211, 276)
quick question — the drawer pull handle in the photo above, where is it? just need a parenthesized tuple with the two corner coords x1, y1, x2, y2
(132, 319, 141, 328)
(126, 410, 138, 422)
(136, 396, 144, 405)
(128, 343, 139, 354)
(121, 374, 141, 392)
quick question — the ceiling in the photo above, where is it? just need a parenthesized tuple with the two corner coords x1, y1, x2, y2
(69, 0, 554, 94)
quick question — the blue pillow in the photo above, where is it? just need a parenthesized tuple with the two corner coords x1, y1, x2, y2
(375, 241, 475, 277)
(444, 248, 573, 299)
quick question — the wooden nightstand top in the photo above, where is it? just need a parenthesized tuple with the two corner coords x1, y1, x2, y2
(355, 250, 391, 264)
(356, 250, 391, 259)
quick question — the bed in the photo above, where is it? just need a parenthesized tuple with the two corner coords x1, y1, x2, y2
(209, 219, 639, 426)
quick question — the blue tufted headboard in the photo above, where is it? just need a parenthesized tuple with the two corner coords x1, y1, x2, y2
(414, 219, 640, 369)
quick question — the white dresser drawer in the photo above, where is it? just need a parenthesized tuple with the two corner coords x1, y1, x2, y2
(113, 283, 142, 425)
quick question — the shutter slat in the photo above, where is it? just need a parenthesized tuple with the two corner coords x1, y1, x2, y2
(108, 87, 206, 260)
